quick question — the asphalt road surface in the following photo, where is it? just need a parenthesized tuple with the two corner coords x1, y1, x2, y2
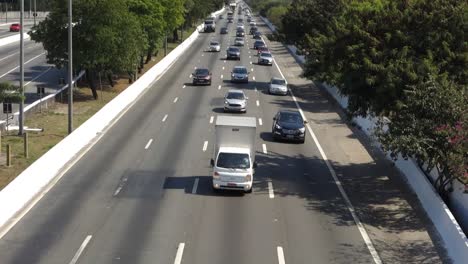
(0, 9, 447, 264)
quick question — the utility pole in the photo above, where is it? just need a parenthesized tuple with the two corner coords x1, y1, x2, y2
(68, 0, 73, 134)
(29, 0, 31, 18)
(19, 0, 25, 135)
(33, 0, 36, 26)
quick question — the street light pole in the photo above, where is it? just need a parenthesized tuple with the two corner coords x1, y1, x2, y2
(68, 0, 73, 134)
(19, 0, 25, 135)
(33, 0, 36, 26)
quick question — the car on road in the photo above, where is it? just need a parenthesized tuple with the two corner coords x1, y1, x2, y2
(253, 31, 262, 39)
(204, 20, 216, 32)
(254, 40, 266, 49)
(219, 14, 224, 19)
(9, 23, 20, 32)
(257, 46, 269, 55)
(231, 66, 249, 83)
(224, 89, 248, 113)
(220, 27, 228, 34)
(269, 77, 288, 95)
(238, 18, 244, 23)
(228, 17, 234, 23)
(209, 40, 221, 52)
(247, 17, 251, 22)
(249, 21, 256, 27)
(236, 28, 245, 37)
(249, 26, 258, 35)
(236, 24, 245, 30)
(192, 68, 212, 85)
(272, 110, 307, 143)
(235, 37, 245, 46)
(258, 52, 273, 65)
(226, 46, 241, 60)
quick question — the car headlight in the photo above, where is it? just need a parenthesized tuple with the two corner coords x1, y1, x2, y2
(275, 124, 282, 129)
(299, 127, 306, 133)
(225, 100, 229, 105)
(245, 174, 252, 182)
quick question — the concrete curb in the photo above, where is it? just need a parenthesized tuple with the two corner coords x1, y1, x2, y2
(259, 15, 468, 264)
(0, 6, 225, 236)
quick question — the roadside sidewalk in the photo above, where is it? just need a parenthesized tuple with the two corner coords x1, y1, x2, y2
(258, 20, 449, 263)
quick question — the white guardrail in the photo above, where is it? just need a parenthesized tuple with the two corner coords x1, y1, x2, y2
(259, 15, 468, 264)
(0, 6, 226, 235)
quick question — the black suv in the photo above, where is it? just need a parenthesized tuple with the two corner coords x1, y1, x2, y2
(226, 46, 241, 60)
(272, 110, 307, 143)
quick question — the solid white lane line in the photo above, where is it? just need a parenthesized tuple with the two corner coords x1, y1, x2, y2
(277, 246, 285, 264)
(221, 74, 224, 79)
(210, 116, 214, 124)
(253, 76, 256, 81)
(183, 85, 186, 89)
(256, 100, 260, 107)
(173, 243, 185, 264)
(203, 141, 208, 152)
(162, 114, 168, 122)
(192, 178, 199, 194)
(173, 97, 178, 103)
(262, 143, 267, 154)
(0, 51, 19, 63)
(218, 85, 221, 90)
(145, 139, 153, 150)
(69, 235, 92, 264)
(272, 54, 383, 264)
(0, 52, 45, 79)
(259, 118, 263, 126)
(268, 180, 274, 199)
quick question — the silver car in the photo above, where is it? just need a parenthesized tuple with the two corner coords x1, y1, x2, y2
(231, 66, 249, 83)
(258, 52, 273, 65)
(269, 77, 288, 95)
(224, 90, 248, 113)
(235, 37, 245, 46)
(209, 40, 221, 52)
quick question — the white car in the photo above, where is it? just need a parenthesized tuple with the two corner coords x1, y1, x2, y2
(269, 77, 288, 95)
(224, 89, 248, 112)
(209, 41, 221, 52)
(235, 37, 245, 46)
(258, 52, 273, 65)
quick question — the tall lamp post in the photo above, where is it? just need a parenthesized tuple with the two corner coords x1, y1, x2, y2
(19, 0, 25, 135)
(68, 0, 73, 134)
(33, 0, 36, 26)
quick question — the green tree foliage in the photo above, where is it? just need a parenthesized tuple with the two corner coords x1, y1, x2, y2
(376, 76, 467, 198)
(281, 0, 467, 193)
(266, 5, 287, 30)
(0, 82, 24, 104)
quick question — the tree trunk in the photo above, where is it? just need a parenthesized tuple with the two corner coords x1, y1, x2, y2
(107, 72, 114, 87)
(139, 56, 144, 73)
(128, 71, 134, 84)
(86, 69, 98, 99)
(145, 44, 155, 64)
(173, 29, 179, 42)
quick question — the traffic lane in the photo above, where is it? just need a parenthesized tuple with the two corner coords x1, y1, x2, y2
(0, 21, 36, 38)
(0, 38, 41, 65)
(254, 16, 443, 263)
(0, 41, 46, 81)
(0, 30, 220, 264)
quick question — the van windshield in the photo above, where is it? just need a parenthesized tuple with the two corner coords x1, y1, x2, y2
(216, 153, 250, 169)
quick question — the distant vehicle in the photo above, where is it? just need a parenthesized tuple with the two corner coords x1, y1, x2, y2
(219, 14, 224, 19)
(258, 52, 273, 65)
(249, 21, 256, 27)
(254, 40, 266, 50)
(247, 17, 251, 22)
(209, 40, 221, 52)
(211, 115, 257, 193)
(224, 89, 248, 113)
(272, 110, 307, 143)
(257, 46, 269, 55)
(204, 20, 216, 32)
(9, 23, 20, 32)
(231, 66, 249, 83)
(249, 26, 258, 35)
(192, 68, 212, 85)
(235, 37, 245, 46)
(226, 46, 241, 60)
(269, 77, 288, 95)
(236, 24, 245, 30)
(220, 27, 228, 34)
(236, 28, 245, 37)
(228, 17, 234, 23)
(238, 18, 243, 23)
(253, 31, 262, 39)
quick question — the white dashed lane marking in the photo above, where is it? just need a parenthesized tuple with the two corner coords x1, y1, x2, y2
(203, 141, 208, 152)
(162, 114, 168, 122)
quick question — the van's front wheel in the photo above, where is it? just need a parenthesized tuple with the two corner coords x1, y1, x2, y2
(244, 188, 252, 194)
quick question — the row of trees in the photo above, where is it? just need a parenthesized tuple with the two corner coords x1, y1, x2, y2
(244, 0, 289, 28)
(29, 0, 225, 99)
(280, 0, 467, 198)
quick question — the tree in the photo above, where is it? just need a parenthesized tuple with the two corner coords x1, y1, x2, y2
(0, 82, 24, 104)
(161, 0, 186, 42)
(30, 0, 147, 98)
(375, 76, 467, 199)
(127, 0, 165, 64)
(266, 5, 288, 30)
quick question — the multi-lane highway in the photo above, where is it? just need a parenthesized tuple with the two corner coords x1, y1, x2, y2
(0, 7, 446, 264)
(0, 19, 64, 120)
